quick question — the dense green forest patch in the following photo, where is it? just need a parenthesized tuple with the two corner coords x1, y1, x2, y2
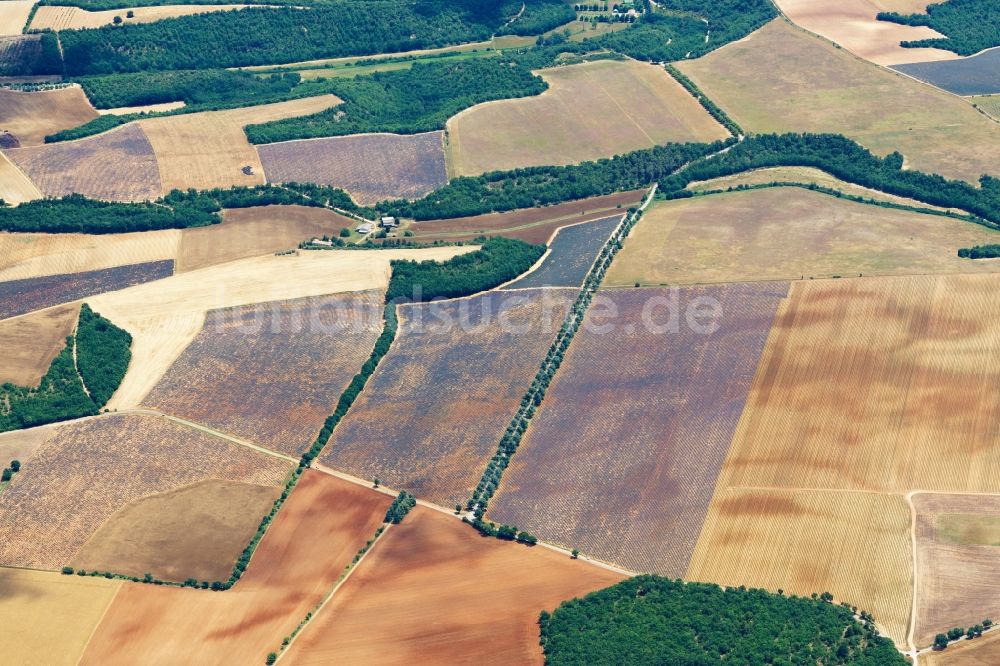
(75, 304, 132, 406)
(56, 0, 567, 75)
(958, 244, 1000, 259)
(878, 0, 1000, 56)
(540, 576, 907, 665)
(77, 69, 302, 109)
(245, 59, 547, 143)
(386, 237, 545, 302)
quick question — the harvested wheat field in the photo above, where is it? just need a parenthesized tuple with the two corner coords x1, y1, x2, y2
(924, 631, 1000, 665)
(0, 1, 34, 36)
(687, 487, 913, 647)
(282, 505, 624, 665)
(91, 247, 468, 409)
(144, 291, 384, 456)
(0, 259, 173, 321)
(323, 289, 572, 508)
(0, 423, 56, 467)
(604, 189, 1000, 287)
(0, 303, 78, 386)
(0, 151, 41, 204)
(687, 166, 957, 213)
(0, 413, 291, 571)
(176, 204, 354, 272)
(29, 4, 252, 31)
(719, 274, 1000, 495)
(0, 87, 98, 147)
(408, 189, 644, 244)
(138, 95, 340, 194)
(677, 19, 1000, 184)
(70, 480, 282, 583)
(0, 568, 121, 666)
(447, 59, 729, 176)
(259, 131, 447, 205)
(773, 0, 957, 66)
(913, 493, 1000, 647)
(489, 284, 787, 576)
(80, 470, 392, 666)
(6, 123, 161, 201)
(0, 228, 179, 282)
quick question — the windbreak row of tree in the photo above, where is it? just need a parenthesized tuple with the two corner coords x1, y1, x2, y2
(385, 237, 545, 302)
(383, 491, 416, 523)
(0, 305, 131, 433)
(664, 64, 742, 137)
(540, 576, 907, 665)
(381, 141, 726, 220)
(659, 133, 1000, 227)
(934, 620, 994, 650)
(958, 244, 1000, 259)
(56, 0, 563, 75)
(244, 59, 547, 143)
(877, 0, 1000, 56)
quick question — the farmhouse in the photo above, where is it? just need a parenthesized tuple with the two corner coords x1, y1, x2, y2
(356, 223, 373, 234)
(310, 238, 333, 246)
(380, 216, 398, 228)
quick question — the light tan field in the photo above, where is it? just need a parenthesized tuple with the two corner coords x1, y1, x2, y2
(687, 166, 957, 213)
(973, 95, 1000, 122)
(175, 204, 356, 272)
(0, 151, 42, 205)
(0, 228, 180, 282)
(677, 20, 1000, 184)
(925, 631, 1000, 665)
(913, 493, 1000, 647)
(687, 487, 913, 646)
(0, 1, 34, 36)
(98, 101, 185, 116)
(70, 480, 282, 583)
(0, 87, 98, 147)
(0, 568, 121, 666)
(283, 506, 624, 665)
(447, 59, 729, 176)
(604, 188, 1000, 287)
(718, 273, 1000, 495)
(138, 95, 341, 194)
(90, 247, 470, 409)
(30, 4, 252, 31)
(0, 423, 55, 467)
(0, 303, 78, 386)
(773, 0, 957, 66)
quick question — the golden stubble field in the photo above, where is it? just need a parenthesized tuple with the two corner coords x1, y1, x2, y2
(0, 1, 34, 36)
(0, 302, 79, 386)
(0, 87, 98, 147)
(677, 19, 1000, 184)
(605, 188, 1000, 287)
(29, 4, 253, 31)
(447, 58, 729, 176)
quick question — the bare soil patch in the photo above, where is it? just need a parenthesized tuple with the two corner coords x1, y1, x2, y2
(0, 302, 79, 386)
(70, 479, 282, 583)
(283, 505, 624, 665)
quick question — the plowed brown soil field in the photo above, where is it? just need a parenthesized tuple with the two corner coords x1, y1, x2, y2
(448, 59, 728, 176)
(322, 289, 572, 508)
(80, 470, 392, 666)
(282, 505, 623, 665)
(0, 302, 78, 386)
(677, 20, 1000, 184)
(0, 87, 98, 146)
(0, 413, 290, 571)
(604, 188, 1000, 287)
(913, 493, 1000, 647)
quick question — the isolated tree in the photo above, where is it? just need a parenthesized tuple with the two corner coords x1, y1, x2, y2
(126, 9, 134, 17)
(934, 634, 949, 650)
(373, 478, 380, 488)
(10, 460, 19, 472)
(454, 504, 462, 514)
(112, 15, 122, 24)
(339, 227, 351, 237)
(571, 548, 579, 559)
(1, 469, 10, 483)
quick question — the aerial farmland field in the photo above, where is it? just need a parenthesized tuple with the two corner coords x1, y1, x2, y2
(0, 87, 98, 146)
(604, 188, 1000, 287)
(677, 19, 1000, 184)
(0, 1, 34, 36)
(912, 493, 1000, 647)
(80, 470, 392, 666)
(503, 215, 622, 289)
(258, 131, 448, 205)
(281, 505, 624, 665)
(447, 59, 730, 176)
(6, 123, 161, 201)
(0, 259, 173, 321)
(0, 152, 41, 205)
(322, 289, 572, 508)
(29, 4, 254, 31)
(893, 48, 1000, 96)
(974, 94, 1000, 120)
(143, 291, 384, 456)
(0, 303, 79, 386)
(489, 284, 787, 576)
(0, 413, 291, 572)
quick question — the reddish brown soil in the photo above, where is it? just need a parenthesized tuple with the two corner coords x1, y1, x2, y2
(80, 470, 393, 665)
(283, 506, 623, 665)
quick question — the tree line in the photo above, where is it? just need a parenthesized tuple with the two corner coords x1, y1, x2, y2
(958, 244, 1000, 259)
(878, 0, 1000, 56)
(540, 576, 907, 665)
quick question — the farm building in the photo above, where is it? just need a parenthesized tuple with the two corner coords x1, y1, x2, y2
(380, 216, 397, 228)
(356, 223, 373, 234)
